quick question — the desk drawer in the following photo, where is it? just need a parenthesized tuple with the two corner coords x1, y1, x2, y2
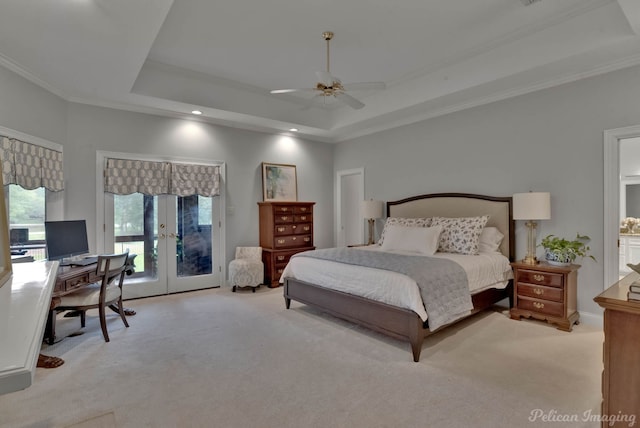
(65, 273, 90, 291)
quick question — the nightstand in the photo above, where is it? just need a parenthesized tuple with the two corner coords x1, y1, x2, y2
(510, 261, 580, 332)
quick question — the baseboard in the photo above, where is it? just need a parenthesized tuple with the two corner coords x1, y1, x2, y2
(578, 310, 603, 329)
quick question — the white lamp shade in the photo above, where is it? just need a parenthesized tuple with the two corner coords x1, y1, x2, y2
(513, 192, 551, 220)
(361, 200, 384, 219)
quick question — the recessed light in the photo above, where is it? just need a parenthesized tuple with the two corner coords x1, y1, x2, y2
(289, 128, 298, 132)
(192, 110, 202, 115)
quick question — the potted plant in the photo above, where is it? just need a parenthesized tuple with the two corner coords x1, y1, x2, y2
(539, 233, 596, 266)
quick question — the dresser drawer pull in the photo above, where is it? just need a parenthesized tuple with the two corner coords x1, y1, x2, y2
(533, 302, 545, 309)
(277, 227, 286, 232)
(533, 274, 545, 282)
(292, 225, 297, 229)
(277, 268, 284, 274)
(303, 226, 310, 231)
(533, 288, 544, 295)
(304, 237, 310, 242)
(292, 237, 297, 241)
(300, 207, 307, 212)
(277, 239, 285, 244)
(281, 207, 289, 212)
(280, 216, 289, 221)
(300, 216, 307, 221)
(277, 256, 285, 261)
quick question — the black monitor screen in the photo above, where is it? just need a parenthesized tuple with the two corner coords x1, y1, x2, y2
(45, 220, 89, 261)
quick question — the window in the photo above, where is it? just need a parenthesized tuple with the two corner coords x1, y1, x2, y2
(6, 185, 46, 260)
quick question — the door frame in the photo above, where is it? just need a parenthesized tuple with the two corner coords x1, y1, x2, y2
(335, 168, 364, 247)
(604, 125, 640, 288)
(95, 151, 226, 293)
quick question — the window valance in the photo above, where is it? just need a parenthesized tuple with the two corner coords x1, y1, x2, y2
(0, 136, 64, 191)
(104, 158, 220, 197)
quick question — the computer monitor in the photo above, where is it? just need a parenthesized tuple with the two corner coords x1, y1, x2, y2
(45, 220, 90, 263)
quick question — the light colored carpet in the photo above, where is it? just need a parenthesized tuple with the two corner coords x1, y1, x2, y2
(0, 286, 603, 428)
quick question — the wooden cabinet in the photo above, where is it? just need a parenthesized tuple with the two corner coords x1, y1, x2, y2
(509, 261, 579, 332)
(594, 276, 640, 427)
(258, 201, 315, 287)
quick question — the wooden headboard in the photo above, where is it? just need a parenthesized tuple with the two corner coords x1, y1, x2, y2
(387, 193, 514, 261)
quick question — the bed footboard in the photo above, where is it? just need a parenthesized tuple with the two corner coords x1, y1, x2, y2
(285, 277, 427, 361)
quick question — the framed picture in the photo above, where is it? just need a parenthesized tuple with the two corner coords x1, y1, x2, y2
(262, 162, 298, 201)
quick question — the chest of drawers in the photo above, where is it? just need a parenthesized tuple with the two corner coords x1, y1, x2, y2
(258, 201, 315, 287)
(509, 261, 579, 332)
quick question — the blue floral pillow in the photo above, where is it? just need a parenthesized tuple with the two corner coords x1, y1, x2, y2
(431, 215, 490, 255)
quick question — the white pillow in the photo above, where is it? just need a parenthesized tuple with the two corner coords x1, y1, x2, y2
(378, 217, 432, 245)
(478, 227, 504, 253)
(380, 224, 443, 256)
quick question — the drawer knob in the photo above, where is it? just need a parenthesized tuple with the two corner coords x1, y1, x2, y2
(292, 237, 297, 241)
(533, 274, 545, 282)
(277, 239, 285, 244)
(533, 302, 545, 309)
(292, 225, 297, 229)
(533, 288, 544, 295)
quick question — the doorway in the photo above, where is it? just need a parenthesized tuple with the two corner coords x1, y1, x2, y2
(97, 152, 225, 299)
(604, 125, 640, 287)
(336, 168, 364, 247)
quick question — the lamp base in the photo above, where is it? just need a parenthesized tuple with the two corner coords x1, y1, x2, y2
(367, 218, 375, 245)
(521, 255, 539, 265)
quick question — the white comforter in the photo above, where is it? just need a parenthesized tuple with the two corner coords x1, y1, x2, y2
(280, 245, 513, 322)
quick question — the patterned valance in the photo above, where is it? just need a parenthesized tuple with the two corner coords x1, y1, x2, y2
(0, 136, 64, 191)
(104, 158, 220, 197)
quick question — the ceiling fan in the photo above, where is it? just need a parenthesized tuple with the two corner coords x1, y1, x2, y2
(270, 31, 385, 110)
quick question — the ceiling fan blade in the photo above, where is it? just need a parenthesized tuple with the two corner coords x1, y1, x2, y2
(315, 71, 335, 87)
(270, 88, 317, 94)
(300, 94, 324, 111)
(335, 92, 365, 110)
(342, 82, 386, 91)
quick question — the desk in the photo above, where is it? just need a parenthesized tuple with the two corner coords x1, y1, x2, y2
(46, 259, 136, 344)
(0, 262, 58, 395)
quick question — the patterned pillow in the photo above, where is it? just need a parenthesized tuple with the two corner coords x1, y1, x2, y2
(378, 217, 432, 245)
(431, 215, 490, 255)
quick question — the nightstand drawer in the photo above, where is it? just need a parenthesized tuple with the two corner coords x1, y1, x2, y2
(518, 296, 564, 317)
(518, 270, 563, 288)
(517, 283, 563, 302)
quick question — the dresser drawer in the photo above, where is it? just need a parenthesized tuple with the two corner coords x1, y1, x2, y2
(274, 235, 313, 248)
(518, 296, 564, 317)
(518, 270, 563, 288)
(517, 283, 563, 302)
(273, 205, 295, 214)
(274, 214, 294, 224)
(295, 205, 311, 214)
(274, 223, 312, 236)
(271, 249, 301, 265)
(294, 214, 312, 223)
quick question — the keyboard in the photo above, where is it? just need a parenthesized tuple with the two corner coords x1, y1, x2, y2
(71, 256, 98, 266)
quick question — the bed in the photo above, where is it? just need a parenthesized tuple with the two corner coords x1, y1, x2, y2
(282, 193, 515, 362)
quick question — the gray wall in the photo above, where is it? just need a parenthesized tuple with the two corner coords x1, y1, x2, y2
(0, 65, 334, 273)
(336, 64, 640, 317)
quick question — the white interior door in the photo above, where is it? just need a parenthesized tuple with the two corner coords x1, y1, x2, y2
(336, 169, 364, 247)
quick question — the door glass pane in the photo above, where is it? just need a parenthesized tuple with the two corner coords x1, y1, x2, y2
(177, 195, 212, 277)
(7, 185, 46, 260)
(114, 193, 158, 279)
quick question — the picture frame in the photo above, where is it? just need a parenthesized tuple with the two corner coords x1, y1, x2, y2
(262, 162, 298, 202)
(0, 163, 12, 288)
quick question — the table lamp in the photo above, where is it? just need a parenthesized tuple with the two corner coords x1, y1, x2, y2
(360, 199, 384, 245)
(513, 192, 551, 265)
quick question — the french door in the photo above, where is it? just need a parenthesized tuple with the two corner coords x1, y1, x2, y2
(104, 192, 221, 299)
